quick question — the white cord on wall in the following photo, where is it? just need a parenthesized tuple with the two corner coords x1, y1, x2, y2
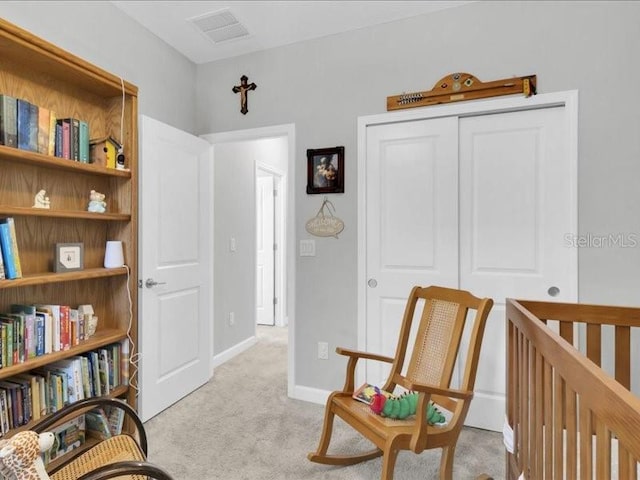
(123, 264, 140, 397)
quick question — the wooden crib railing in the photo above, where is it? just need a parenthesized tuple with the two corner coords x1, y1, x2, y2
(506, 299, 640, 479)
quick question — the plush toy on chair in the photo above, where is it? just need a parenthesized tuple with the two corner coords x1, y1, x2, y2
(0, 431, 55, 480)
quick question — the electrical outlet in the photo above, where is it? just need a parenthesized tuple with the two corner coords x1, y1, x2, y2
(229, 311, 235, 326)
(318, 341, 329, 360)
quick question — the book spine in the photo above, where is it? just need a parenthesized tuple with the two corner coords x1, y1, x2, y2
(0, 94, 17, 148)
(71, 118, 80, 161)
(0, 237, 5, 279)
(57, 119, 70, 159)
(54, 123, 62, 158)
(79, 120, 89, 163)
(59, 305, 70, 351)
(0, 223, 17, 279)
(37, 107, 50, 155)
(16, 99, 32, 151)
(4, 218, 22, 278)
(28, 102, 38, 152)
(48, 110, 57, 156)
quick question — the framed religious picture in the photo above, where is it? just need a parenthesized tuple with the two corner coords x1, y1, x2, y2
(54, 242, 84, 272)
(306, 146, 345, 194)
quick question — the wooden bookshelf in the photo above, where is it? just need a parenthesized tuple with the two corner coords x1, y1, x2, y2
(0, 17, 138, 436)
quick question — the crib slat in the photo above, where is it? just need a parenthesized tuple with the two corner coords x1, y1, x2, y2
(586, 323, 602, 366)
(534, 349, 544, 478)
(521, 332, 530, 477)
(544, 360, 553, 480)
(593, 422, 611, 480)
(554, 371, 564, 479)
(566, 385, 578, 480)
(579, 398, 593, 479)
(615, 326, 631, 390)
(618, 446, 630, 480)
(560, 320, 574, 344)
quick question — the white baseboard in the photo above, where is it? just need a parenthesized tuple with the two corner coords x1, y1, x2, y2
(290, 384, 331, 405)
(212, 335, 257, 368)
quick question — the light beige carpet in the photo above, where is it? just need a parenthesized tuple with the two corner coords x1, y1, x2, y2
(144, 326, 505, 479)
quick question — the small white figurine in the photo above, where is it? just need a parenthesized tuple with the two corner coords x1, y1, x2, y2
(32, 189, 51, 209)
(87, 189, 107, 213)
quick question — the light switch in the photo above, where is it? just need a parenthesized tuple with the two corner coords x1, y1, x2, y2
(229, 237, 237, 252)
(300, 239, 316, 256)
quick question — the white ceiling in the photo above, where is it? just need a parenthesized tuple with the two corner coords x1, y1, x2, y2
(110, 1, 474, 64)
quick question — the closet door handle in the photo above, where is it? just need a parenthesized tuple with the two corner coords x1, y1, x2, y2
(547, 286, 560, 297)
(367, 278, 378, 288)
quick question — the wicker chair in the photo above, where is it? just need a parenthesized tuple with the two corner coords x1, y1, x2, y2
(31, 397, 173, 480)
(308, 285, 494, 480)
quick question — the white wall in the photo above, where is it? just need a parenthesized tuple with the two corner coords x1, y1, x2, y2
(0, 1, 197, 134)
(196, 1, 640, 391)
(211, 137, 288, 354)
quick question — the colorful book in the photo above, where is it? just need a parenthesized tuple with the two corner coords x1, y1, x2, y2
(54, 122, 62, 157)
(85, 408, 111, 439)
(0, 94, 17, 148)
(48, 110, 57, 156)
(0, 222, 18, 279)
(17, 99, 38, 152)
(57, 118, 71, 159)
(352, 383, 394, 405)
(45, 415, 85, 463)
(79, 120, 89, 162)
(10, 304, 36, 360)
(0, 218, 22, 278)
(37, 106, 50, 154)
(105, 405, 125, 435)
(71, 118, 80, 161)
(0, 238, 5, 279)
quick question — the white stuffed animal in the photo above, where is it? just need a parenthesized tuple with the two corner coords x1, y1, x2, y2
(0, 431, 55, 480)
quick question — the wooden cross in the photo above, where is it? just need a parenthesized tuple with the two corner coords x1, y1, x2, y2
(232, 75, 257, 115)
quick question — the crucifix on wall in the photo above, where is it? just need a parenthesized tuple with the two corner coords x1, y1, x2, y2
(232, 75, 257, 115)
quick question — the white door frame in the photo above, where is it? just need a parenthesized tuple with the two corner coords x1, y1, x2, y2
(257, 162, 286, 327)
(202, 123, 296, 397)
(357, 91, 578, 372)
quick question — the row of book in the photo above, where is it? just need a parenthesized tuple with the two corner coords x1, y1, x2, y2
(0, 217, 22, 280)
(0, 303, 97, 368)
(44, 404, 125, 464)
(0, 94, 90, 162)
(0, 341, 128, 435)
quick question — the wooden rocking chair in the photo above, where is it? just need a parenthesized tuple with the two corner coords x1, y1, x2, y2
(308, 285, 494, 480)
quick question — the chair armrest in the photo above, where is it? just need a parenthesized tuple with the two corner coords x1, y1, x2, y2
(394, 375, 473, 400)
(336, 348, 394, 394)
(335, 347, 394, 364)
(31, 397, 148, 455)
(76, 461, 175, 480)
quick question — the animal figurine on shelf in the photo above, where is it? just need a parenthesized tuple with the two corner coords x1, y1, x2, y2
(369, 388, 446, 424)
(0, 430, 55, 480)
(87, 189, 107, 213)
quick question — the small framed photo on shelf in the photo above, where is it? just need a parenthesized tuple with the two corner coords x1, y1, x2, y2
(54, 242, 84, 272)
(306, 146, 344, 194)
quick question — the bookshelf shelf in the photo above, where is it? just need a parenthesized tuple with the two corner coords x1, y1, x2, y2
(0, 145, 131, 178)
(0, 206, 131, 221)
(0, 268, 128, 289)
(0, 329, 127, 378)
(0, 17, 139, 441)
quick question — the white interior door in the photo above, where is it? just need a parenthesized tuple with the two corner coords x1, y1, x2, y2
(364, 117, 459, 386)
(256, 173, 275, 326)
(459, 107, 577, 430)
(139, 115, 213, 422)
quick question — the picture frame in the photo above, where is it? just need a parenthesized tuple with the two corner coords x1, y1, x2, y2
(54, 242, 84, 272)
(306, 146, 345, 194)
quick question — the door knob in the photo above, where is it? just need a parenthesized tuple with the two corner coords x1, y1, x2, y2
(145, 278, 167, 288)
(367, 278, 378, 288)
(547, 286, 560, 297)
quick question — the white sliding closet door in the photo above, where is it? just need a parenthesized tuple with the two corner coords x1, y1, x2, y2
(364, 117, 459, 385)
(360, 96, 577, 432)
(458, 107, 576, 429)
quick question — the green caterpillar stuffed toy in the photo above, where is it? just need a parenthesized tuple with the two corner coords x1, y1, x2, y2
(369, 387, 446, 425)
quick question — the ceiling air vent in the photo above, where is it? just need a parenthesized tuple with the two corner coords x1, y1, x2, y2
(189, 9, 250, 44)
